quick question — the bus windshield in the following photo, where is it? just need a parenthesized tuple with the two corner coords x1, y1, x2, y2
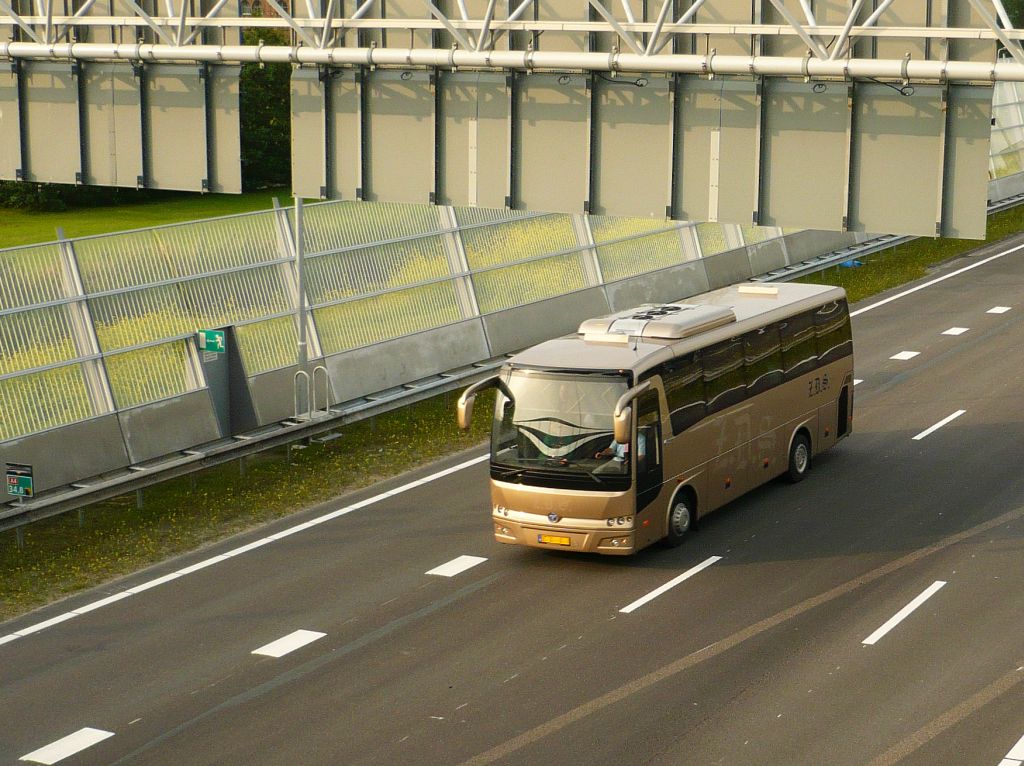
(492, 370, 630, 478)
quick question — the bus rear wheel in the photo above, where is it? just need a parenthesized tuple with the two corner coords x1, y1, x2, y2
(787, 433, 811, 483)
(665, 496, 693, 547)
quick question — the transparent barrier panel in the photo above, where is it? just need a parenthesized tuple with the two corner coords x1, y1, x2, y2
(460, 214, 577, 269)
(236, 316, 300, 375)
(597, 230, 687, 282)
(0, 362, 97, 441)
(473, 253, 588, 314)
(314, 282, 463, 354)
(104, 340, 198, 409)
(305, 236, 450, 304)
(0, 305, 78, 375)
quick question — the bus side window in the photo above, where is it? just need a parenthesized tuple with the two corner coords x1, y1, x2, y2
(780, 310, 818, 380)
(662, 353, 707, 435)
(814, 300, 853, 365)
(743, 325, 783, 396)
(704, 338, 747, 415)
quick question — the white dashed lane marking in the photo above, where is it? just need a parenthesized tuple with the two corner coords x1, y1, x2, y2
(862, 581, 946, 646)
(912, 410, 967, 441)
(252, 629, 326, 658)
(20, 727, 115, 764)
(988, 306, 1012, 314)
(619, 556, 722, 614)
(942, 327, 969, 336)
(426, 555, 488, 578)
(997, 730, 1024, 765)
(890, 351, 920, 361)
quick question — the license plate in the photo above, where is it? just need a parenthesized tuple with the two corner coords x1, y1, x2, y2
(538, 534, 571, 546)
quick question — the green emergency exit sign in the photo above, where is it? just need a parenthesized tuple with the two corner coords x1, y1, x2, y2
(198, 329, 226, 353)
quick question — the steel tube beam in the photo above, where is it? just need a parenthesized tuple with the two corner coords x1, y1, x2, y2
(423, 0, 473, 50)
(0, 41, 1016, 82)
(651, 0, 705, 55)
(766, 0, 828, 59)
(474, 0, 497, 51)
(829, 0, 867, 60)
(969, 0, 1024, 67)
(0, 0, 43, 43)
(588, 0, 644, 55)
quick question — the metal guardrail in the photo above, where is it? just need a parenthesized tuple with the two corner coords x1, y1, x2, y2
(6, 189, 1024, 535)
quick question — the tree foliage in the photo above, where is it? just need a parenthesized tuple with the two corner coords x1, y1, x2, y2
(239, 25, 292, 191)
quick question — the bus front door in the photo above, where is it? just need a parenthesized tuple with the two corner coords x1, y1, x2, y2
(635, 390, 665, 548)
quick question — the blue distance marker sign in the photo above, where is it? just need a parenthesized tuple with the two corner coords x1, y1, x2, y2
(198, 329, 226, 353)
(6, 463, 33, 498)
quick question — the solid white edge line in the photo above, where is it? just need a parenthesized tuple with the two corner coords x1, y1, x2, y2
(14, 613, 78, 637)
(912, 410, 967, 441)
(997, 759, 1021, 766)
(426, 555, 488, 577)
(252, 629, 326, 658)
(862, 580, 946, 646)
(20, 727, 115, 765)
(850, 242, 1024, 318)
(1007, 730, 1024, 759)
(619, 556, 722, 614)
(71, 592, 132, 616)
(2, 453, 491, 646)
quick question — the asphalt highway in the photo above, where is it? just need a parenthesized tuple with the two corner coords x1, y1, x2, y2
(5, 237, 1024, 766)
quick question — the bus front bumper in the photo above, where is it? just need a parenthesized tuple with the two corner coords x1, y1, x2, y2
(493, 517, 635, 555)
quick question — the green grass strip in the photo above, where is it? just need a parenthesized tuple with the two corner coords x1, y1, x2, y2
(0, 189, 288, 249)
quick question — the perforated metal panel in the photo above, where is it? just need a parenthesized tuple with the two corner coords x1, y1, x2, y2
(291, 67, 327, 199)
(23, 62, 81, 184)
(591, 75, 672, 218)
(82, 63, 143, 188)
(761, 79, 848, 230)
(207, 65, 242, 194)
(516, 73, 589, 214)
(438, 71, 509, 210)
(145, 64, 208, 191)
(674, 78, 758, 224)
(943, 85, 993, 239)
(0, 67, 19, 180)
(849, 83, 945, 236)
(328, 68, 362, 200)
(363, 70, 435, 204)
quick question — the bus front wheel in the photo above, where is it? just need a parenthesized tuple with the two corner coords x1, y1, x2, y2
(665, 496, 693, 547)
(787, 433, 811, 483)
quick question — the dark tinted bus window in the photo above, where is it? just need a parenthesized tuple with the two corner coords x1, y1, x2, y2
(815, 300, 853, 365)
(662, 353, 707, 435)
(780, 311, 817, 380)
(704, 338, 747, 415)
(744, 324, 783, 396)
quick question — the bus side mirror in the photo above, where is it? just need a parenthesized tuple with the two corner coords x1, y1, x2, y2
(457, 392, 475, 431)
(614, 406, 632, 445)
(456, 375, 514, 431)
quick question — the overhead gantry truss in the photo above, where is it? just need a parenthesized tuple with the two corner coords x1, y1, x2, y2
(0, 2, 1020, 239)
(0, 0, 1022, 82)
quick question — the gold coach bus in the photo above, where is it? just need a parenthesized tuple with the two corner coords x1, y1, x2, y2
(457, 282, 854, 555)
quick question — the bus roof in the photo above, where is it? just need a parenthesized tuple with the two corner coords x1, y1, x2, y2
(507, 281, 847, 375)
